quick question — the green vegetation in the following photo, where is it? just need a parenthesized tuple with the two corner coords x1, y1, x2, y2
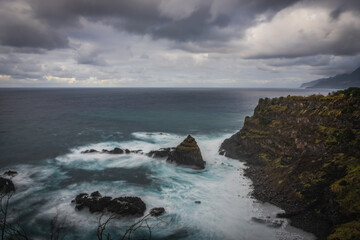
(328, 221, 360, 240)
(229, 87, 360, 239)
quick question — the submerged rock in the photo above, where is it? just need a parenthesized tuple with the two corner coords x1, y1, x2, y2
(148, 135, 206, 169)
(149, 207, 165, 217)
(73, 191, 146, 217)
(0, 177, 15, 193)
(81, 149, 98, 153)
(147, 148, 175, 158)
(251, 217, 284, 228)
(82, 148, 143, 155)
(109, 147, 124, 154)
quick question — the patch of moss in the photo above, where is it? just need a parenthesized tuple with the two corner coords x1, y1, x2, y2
(328, 221, 360, 240)
(258, 153, 270, 162)
(299, 171, 326, 187)
(331, 157, 360, 215)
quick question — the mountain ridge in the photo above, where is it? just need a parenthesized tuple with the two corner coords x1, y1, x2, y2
(301, 66, 360, 89)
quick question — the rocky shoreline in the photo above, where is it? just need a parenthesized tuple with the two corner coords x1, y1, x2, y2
(220, 88, 360, 240)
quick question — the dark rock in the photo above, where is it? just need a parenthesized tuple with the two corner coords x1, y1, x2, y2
(3, 170, 18, 177)
(73, 192, 146, 217)
(149, 207, 165, 217)
(195, 201, 201, 204)
(90, 191, 102, 198)
(81, 148, 143, 155)
(169, 135, 206, 169)
(148, 135, 206, 169)
(109, 147, 124, 154)
(131, 150, 143, 154)
(0, 177, 15, 193)
(147, 148, 175, 158)
(251, 217, 284, 228)
(81, 149, 98, 153)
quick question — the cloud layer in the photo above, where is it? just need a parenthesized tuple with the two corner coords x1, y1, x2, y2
(0, 0, 360, 87)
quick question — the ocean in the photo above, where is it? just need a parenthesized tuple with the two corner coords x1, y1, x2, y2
(0, 88, 328, 239)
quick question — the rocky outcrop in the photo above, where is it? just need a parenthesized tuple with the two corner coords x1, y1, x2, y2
(72, 191, 146, 217)
(0, 177, 15, 193)
(81, 136, 205, 169)
(220, 88, 360, 240)
(148, 135, 206, 169)
(149, 207, 165, 217)
(3, 170, 18, 177)
(81, 148, 143, 154)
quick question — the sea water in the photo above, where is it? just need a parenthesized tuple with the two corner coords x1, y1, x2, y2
(0, 88, 329, 239)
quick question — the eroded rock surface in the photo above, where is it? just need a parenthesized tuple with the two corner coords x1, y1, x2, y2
(148, 135, 206, 169)
(72, 191, 146, 217)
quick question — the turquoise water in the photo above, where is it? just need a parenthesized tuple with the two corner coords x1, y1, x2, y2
(0, 88, 328, 239)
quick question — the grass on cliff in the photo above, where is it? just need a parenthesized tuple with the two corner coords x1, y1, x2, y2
(242, 88, 360, 240)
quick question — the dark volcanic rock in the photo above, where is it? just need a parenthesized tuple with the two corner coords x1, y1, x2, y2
(251, 217, 284, 228)
(148, 135, 206, 169)
(3, 170, 18, 177)
(73, 192, 146, 217)
(82, 148, 143, 155)
(147, 148, 175, 158)
(0, 177, 15, 193)
(170, 135, 206, 169)
(81, 149, 98, 153)
(109, 147, 124, 154)
(149, 207, 165, 217)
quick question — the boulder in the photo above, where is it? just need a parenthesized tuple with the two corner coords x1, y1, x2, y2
(149, 207, 165, 217)
(73, 191, 146, 217)
(0, 177, 15, 193)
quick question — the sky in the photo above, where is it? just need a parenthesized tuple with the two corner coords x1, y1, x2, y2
(0, 0, 360, 88)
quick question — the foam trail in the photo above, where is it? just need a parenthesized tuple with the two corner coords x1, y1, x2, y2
(4, 132, 315, 240)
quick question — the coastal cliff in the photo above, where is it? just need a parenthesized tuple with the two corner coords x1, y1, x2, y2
(220, 88, 360, 240)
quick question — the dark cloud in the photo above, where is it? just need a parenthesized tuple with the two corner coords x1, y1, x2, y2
(0, 1, 69, 51)
(1, 0, 360, 87)
(0, 0, 302, 51)
(76, 48, 107, 66)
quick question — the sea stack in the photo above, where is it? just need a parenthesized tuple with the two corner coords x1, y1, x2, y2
(169, 135, 206, 169)
(148, 135, 206, 169)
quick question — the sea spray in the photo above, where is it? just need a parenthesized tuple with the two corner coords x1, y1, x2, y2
(2, 132, 315, 239)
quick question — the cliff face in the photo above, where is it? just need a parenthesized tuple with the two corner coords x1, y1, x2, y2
(220, 88, 360, 240)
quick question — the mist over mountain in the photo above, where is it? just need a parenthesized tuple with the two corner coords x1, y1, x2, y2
(301, 66, 360, 89)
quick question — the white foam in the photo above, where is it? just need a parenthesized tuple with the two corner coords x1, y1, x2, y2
(4, 132, 315, 239)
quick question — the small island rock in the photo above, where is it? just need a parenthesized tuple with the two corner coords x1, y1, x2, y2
(73, 192, 146, 217)
(148, 135, 206, 169)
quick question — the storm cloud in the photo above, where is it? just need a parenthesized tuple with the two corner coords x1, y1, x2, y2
(0, 0, 360, 87)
